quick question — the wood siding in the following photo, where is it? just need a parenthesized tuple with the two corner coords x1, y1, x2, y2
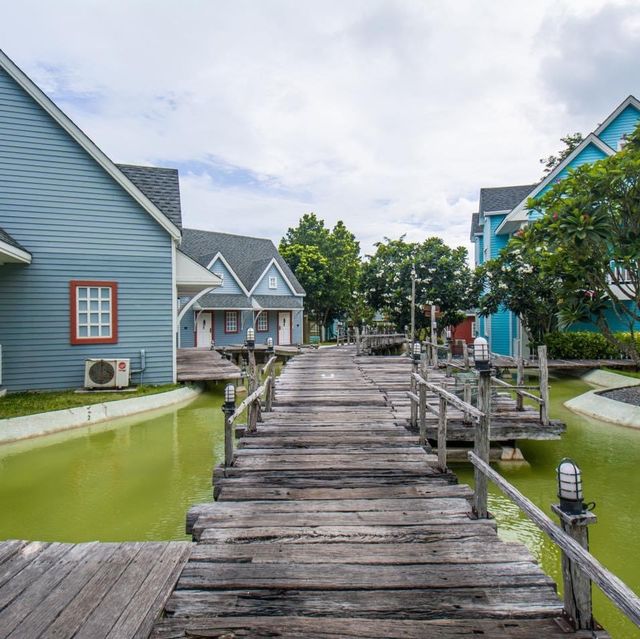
(0, 67, 175, 390)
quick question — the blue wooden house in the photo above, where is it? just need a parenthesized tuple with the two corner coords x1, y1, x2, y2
(472, 95, 640, 357)
(0, 50, 220, 391)
(178, 229, 305, 348)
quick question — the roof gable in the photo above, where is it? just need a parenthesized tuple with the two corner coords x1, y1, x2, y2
(181, 228, 305, 295)
(594, 95, 640, 149)
(206, 253, 249, 296)
(479, 184, 537, 215)
(496, 134, 614, 234)
(0, 49, 180, 240)
(249, 259, 297, 296)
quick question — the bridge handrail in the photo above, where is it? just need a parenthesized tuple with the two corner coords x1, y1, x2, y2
(469, 451, 640, 630)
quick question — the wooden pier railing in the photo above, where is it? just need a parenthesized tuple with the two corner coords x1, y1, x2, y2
(469, 451, 640, 632)
(356, 330, 406, 355)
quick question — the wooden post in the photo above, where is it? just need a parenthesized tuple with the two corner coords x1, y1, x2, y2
(474, 370, 491, 518)
(463, 380, 472, 424)
(223, 409, 234, 468)
(418, 380, 427, 446)
(430, 305, 438, 368)
(538, 345, 549, 426)
(551, 506, 597, 630)
(516, 355, 525, 411)
(446, 347, 452, 377)
(247, 348, 258, 432)
(437, 395, 447, 472)
(462, 342, 469, 370)
(267, 362, 276, 411)
(410, 370, 417, 430)
(355, 327, 361, 356)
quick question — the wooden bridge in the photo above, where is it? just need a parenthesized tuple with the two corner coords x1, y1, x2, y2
(152, 346, 604, 638)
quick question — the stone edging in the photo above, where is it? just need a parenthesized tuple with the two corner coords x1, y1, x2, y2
(0, 385, 202, 445)
(564, 369, 640, 429)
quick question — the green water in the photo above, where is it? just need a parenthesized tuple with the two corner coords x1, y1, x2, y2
(455, 375, 640, 639)
(0, 377, 639, 636)
(0, 387, 227, 542)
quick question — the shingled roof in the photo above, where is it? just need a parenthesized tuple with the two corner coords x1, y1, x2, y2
(469, 212, 482, 241)
(117, 164, 182, 229)
(180, 228, 305, 295)
(0, 226, 29, 254)
(478, 184, 537, 214)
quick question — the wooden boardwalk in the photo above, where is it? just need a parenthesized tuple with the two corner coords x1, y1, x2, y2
(177, 348, 241, 382)
(357, 354, 565, 444)
(0, 540, 190, 639)
(153, 347, 597, 638)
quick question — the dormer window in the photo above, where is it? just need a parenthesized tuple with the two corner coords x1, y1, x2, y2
(618, 134, 629, 151)
(269, 276, 277, 289)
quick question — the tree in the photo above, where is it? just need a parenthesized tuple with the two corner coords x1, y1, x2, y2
(539, 132, 584, 176)
(475, 230, 566, 348)
(528, 123, 640, 362)
(361, 236, 476, 335)
(280, 213, 362, 333)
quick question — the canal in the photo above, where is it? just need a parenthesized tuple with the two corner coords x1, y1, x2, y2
(0, 374, 638, 637)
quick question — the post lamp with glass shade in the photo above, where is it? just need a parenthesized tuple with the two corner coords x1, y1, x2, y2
(551, 458, 597, 631)
(222, 384, 236, 467)
(246, 327, 255, 350)
(472, 336, 492, 519)
(412, 341, 421, 366)
(473, 336, 491, 372)
(266, 336, 274, 355)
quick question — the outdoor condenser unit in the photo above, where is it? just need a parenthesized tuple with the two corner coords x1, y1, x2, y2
(84, 358, 130, 389)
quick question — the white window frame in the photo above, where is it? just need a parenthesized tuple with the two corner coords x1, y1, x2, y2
(268, 276, 277, 289)
(256, 313, 269, 332)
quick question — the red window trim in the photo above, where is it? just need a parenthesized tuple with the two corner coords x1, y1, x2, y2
(256, 311, 269, 332)
(224, 310, 239, 334)
(70, 280, 118, 345)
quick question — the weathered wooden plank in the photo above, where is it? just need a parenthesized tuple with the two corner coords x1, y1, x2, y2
(0, 541, 53, 590)
(151, 616, 597, 639)
(0, 542, 28, 568)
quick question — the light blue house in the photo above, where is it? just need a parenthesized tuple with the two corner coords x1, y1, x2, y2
(0, 50, 220, 391)
(178, 229, 305, 348)
(473, 95, 640, 357)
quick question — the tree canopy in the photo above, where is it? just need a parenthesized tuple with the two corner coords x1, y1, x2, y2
(279, 213, 361, 328)
(361, 236, 476, 334)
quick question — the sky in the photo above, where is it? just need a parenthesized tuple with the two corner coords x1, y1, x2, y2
(1, 0, 639, 257)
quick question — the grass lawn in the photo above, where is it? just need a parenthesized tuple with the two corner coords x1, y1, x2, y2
(603, 367, 640, 379)
(0, 384, 182, 419)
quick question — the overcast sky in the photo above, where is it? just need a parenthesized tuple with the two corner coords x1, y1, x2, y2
(2, 1, 639, 256)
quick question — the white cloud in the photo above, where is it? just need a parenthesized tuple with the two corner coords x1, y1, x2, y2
(1, 0, 636, 258)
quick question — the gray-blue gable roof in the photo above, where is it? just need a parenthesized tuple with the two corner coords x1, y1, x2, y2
(180, 228, 305, 295)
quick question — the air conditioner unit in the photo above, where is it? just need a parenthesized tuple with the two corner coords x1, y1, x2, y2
(84, 358, 130, 389)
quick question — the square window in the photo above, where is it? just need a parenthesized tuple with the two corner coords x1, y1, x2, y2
(70, 281, 118, 344)
(268, 276, 277, 289)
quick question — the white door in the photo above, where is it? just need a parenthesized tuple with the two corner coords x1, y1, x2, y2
(196, 312, 213, 348)
(278, 312, 291, 345)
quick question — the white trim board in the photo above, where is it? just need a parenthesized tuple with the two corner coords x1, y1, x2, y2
(0, 49, 181, 240)
(205, 252, 251, 296)
(594, 95, 640, 137)
(495, 133, 614, 235)
(0, 239, 31, 264)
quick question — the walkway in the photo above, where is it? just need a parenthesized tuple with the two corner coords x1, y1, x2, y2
(153, 347, 596, 638)
(0, 540, 190, 639)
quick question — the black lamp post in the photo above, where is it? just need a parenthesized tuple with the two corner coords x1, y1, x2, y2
(557, 458, 585, 515)
(246, 327, 255, 350)
(222, 383, 236, 467)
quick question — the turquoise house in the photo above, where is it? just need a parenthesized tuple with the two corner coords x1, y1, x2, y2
(178, 229, 305, 348)
(472, 95, 640, 357)
(0, 50, 220, 391)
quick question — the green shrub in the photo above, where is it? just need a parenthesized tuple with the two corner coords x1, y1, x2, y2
(544, 331, 622, 359)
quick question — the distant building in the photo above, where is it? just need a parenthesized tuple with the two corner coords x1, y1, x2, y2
(178, 229, 305, 347)
(471, 95, 640, 357)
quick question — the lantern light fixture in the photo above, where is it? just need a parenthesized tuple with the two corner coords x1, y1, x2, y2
(557, 458, 585, 515)
(473, 336, 491, 372)
(266, 336, 274, 352)
(412, 341, 421, 362)
(246, 327, 255, 349)
(445, 327, 452, 341)
(223, 383, 236, 414)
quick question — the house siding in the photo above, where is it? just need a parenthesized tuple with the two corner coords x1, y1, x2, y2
(490, 308, 511, 356)
(0, 67, 174, 391)
(598, 105, 640, 150)
(208, 258, 245, 295)
(489, 215, 508, 258)
(252, 263, 295, 296)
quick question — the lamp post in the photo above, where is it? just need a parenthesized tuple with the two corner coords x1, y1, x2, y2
(246, 327, 257, 432)
(473, 336, 492, 518)
(222, 384, 236, 467)
(266, 336, 274, 355)
(552, 458, 597, 630)
(410, 265, 416, 347)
